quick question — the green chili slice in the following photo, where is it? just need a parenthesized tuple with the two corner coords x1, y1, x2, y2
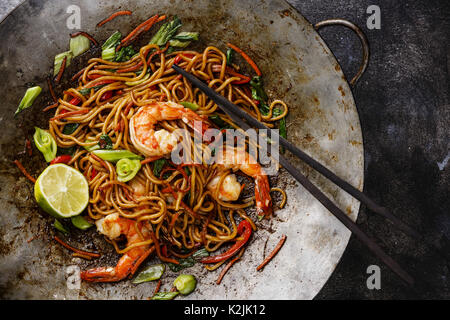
(34, 127, 57, 163)
(116, 159, 142, 182)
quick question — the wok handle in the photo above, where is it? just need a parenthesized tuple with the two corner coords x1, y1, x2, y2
(314, 19, 370, 86)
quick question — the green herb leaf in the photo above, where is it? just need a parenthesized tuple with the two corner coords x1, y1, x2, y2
(71, 216, 93, 230)
(192, 248, 210, 259)
(102, 31, 122, 50)
(114, 46, 136, 62)
(168, 256, 196, 272)
(151, 292, 179, 300)
(62, 123, 80, 135)
(149, 16, 182, 46)
(98, 134, 113, 150)
(226, 48, 234, 66)
(132, 264, 165, 284)
(153, 159, 167, 178)
(15, 86, 42, 115)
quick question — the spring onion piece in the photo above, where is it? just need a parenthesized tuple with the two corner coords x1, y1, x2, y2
(54, 219, 69, 235)
(132, 264, 165, 284)
(153, 159, 166, 177)
(83, 139, 100, 152)
(70, 35, 91, 57)
(54, 51, 73, 76)
(116, 158, 141, 182)
(151, 292, 179, 300)
(169, 32, 199, 48)
(149, 16, 182, 46)
(92, 150, 143, 163)
(102, 31, 122, 61)
(15, 86, 42, 115)
(102, 47, 116, 61)
(180, 101, 200, 111)
(226, 48, 234, 66)
(34, 127, 57, 162)
(174, 274, 197, 295)
(71, 215, 93, 230)
(102, 31, 122, 50)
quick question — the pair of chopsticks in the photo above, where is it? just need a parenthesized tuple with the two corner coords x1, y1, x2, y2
(172, 64, 420, 286)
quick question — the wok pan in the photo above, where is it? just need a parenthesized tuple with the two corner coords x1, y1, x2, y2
(0, 0, 366, 299)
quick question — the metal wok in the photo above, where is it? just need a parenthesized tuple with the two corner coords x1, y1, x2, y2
(0, 0, 365, 299)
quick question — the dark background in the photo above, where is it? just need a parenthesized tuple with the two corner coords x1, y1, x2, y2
(287, 0, 449, 299)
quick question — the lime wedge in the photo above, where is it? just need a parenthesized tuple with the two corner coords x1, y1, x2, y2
(34, 164, 89, 219)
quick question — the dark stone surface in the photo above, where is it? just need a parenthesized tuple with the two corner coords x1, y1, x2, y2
(287, 0, 450, 299)
(0, 0, 448, 299)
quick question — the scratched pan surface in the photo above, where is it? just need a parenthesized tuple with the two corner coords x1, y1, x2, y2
(0, 0, 364, 300)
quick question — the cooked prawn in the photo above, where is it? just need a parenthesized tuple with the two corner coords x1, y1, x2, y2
(129, 101, 208, 157)
(80, 213, 154, 282)
(207, 147, 273, 218)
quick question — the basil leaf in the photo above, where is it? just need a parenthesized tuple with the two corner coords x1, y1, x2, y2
(192, 248, 210, 259)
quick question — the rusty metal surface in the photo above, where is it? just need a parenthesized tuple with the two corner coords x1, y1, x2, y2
(0, 0, 364, 300)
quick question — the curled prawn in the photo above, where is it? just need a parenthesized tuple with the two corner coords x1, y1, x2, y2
(129, 101, 208, 157)
(80, 213, 154, 282)
(207, 147, 273, 218)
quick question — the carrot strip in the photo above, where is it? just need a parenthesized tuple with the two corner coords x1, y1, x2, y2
(141, 156, 164, 165)
(13, 160, 36, 183)
(54, 56, 67, 83)
(50, 109, 89, 121)
(216, 248, 245, 285)
(47, 77, 57, 103)
(71, 67, 86, 82)
(97, 10, 132, 28)
(226, 43, 262, 76)
(72, 253, 93, 260)
(54, 236, 101, 258)
(70, 31, 99, 46)
(256, 235, 287, 271)
(149, 230, 180, 265)
(153, 280, 162, 296)
(118, 15, 160, 50)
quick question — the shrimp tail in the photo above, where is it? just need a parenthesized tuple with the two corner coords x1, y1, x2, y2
(81, 247, 154, 282)
(255, 175, 272, 218)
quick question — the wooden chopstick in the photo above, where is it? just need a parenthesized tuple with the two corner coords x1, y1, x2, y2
(172, 65, 415, 286)
(173, 66, 418, 239)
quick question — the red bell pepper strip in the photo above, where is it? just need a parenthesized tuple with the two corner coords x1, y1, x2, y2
(69, 97, 81, 106)
(50, 155, 72, 165)
(201, 220, 252, 264)
(90, 168, 98, 181)
(101, 91, 114, 101)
